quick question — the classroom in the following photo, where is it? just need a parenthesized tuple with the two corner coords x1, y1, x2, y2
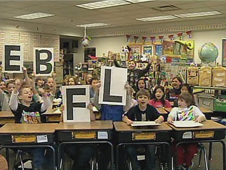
(0, 1, 226, 170)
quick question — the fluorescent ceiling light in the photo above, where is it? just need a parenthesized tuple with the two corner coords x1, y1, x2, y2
(137, 15, 177, 21)
(126, 0, 154, 3)
(77, 23, 110, 27)
(175, 11, 221, 18)
(15, 12, 54, 20)
(76, 0, 130, 10)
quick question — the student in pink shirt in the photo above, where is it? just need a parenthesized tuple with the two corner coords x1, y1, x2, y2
(149, 85, 171, 108)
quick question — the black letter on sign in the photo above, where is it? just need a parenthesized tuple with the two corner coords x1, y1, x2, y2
(103, 69, 122, 103)
(5, 45, 20, 71)
(66, 88, 86, 120)
(35, 49, 52, 74)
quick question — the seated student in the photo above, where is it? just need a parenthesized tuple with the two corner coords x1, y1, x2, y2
(0, 80, 6, 91)
(0, 79, 15, 111)
(149, 85, 171, 108)
(168, 92, 206, 170)
(181, 83, 198, 106)
(9, 79, 51, 170)
(123, 89, 164, 170)
(63, 104, 96, 170)
(93, 82, 132, 170)
(89, 77, 99, 99)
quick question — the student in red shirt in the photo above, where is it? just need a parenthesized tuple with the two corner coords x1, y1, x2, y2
(149, 85, 171, 108)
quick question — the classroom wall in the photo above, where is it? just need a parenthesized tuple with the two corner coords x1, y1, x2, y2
(0, 29, 59, 61)
(88, 29, 226, 65)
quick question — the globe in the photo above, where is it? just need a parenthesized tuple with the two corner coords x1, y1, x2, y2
(198, 42, 218, 63)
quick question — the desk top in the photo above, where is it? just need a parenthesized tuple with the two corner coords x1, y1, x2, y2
(0, 123, 58, 134)
(0, 111, 14, 118)
(42, 108, 62, 116)
(168, 120, 226, 131)
(164, 107, 213, 114)
(156, 108, 167, 114)
(56, 120, 113, 131)
(114, 122, 172, 132)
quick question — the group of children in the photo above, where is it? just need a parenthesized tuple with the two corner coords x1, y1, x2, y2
(0, 65, 207, 170)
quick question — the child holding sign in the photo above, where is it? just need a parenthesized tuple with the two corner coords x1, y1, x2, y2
(9, 79, 51, 170)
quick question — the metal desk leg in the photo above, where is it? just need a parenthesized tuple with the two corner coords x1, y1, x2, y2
(208, 142, 212, 169)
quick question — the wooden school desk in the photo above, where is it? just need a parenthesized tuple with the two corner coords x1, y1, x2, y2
(0, 123, 58, 169)
(114, 122, 172, 170)
(42, 108, 62, 123)
(56, 120, 114, 170)
(168, 120, 226, 170)
(0, 111, 14, 125)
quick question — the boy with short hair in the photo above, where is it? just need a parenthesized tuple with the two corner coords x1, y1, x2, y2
(123, 89, 164, 170)
(9, 79, 51, 170)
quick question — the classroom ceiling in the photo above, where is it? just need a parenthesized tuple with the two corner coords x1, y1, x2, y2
(0, 0, 226, 37)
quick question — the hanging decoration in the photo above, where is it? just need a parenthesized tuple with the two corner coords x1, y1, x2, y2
(150, 36, 156, 43)
(168, 34, 174, 40)
(142, 36, 147, 43)
(186, 30, 192, 38)
(134, 35, 139, 43)
(126, 34, 131, 42)
(158, 35, 164, 42)
(81, 27, 91, 47)
(177, 32, 183, 40)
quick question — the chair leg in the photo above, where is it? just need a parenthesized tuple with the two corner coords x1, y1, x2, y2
(203, 148, 209, 170)
(18, 151, 25, 170)
(198, 148, 202, 167)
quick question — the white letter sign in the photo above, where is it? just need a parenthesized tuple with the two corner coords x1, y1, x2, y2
(34, 48, 54, 76)
(62, 85, 90, 122)
(99, 66, 127, 105)
(3, 44, 23, 73)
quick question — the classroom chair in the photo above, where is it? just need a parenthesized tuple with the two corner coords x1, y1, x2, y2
(126, 145, 167, 170)
(0, 154, 8, 170)
(197, 143, 208, 170)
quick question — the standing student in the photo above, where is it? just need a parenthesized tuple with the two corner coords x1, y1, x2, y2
(168, 92, 206, 170)
(166, 76, 183, 106)
(149, 85, 171, 108)
(9, 79, 51, 170)
(123, 89, 164, 170)
(114, 59, 151, 90)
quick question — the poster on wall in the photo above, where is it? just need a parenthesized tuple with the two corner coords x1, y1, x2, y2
(222, 39, 226, 67)
(142, 45, 153, 55)
(155, 45, 163, 56)
(34, 48, 54, 76)
(129, 44, 142, 60)
(163, 41, 174, 55)
(62, 85, 90, 122)
(2, 44, 24, 73)
(99, 66, 127, 105)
